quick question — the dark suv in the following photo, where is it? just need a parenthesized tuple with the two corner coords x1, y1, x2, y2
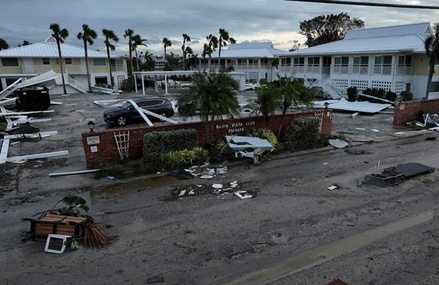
(103, 97, 175, 126)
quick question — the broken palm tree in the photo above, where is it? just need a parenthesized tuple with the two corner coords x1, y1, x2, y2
(24, 195, 117, 249)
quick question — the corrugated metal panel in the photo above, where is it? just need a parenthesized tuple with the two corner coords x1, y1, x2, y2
(0, 38, 116, 58)
(345, 22, 431, 40)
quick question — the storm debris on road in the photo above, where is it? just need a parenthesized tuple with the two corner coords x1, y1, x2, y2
(363, 162, 435, 187)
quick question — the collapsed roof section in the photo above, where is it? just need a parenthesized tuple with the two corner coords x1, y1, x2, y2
(0, 70, 58, 99)
(315, 98, 391, 114)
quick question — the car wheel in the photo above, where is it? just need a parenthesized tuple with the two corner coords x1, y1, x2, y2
(117, 116, 127, 126)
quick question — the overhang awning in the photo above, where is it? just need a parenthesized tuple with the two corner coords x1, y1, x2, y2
(225, 135, 273, 151)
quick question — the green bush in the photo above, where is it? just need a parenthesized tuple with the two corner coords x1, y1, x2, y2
(143, 129, 198, 162)
(209, 139, 236, 163)
(121, 79, 134, 92)
(347, 87, 358, 102)
(284, 117, 322, 151)
(246, 128, 278, 150)
(400, 91, 413, 101)
(385, 91, 397, 101)
(161, 147, 208, 169)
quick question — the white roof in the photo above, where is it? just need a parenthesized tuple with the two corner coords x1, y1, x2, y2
(290, 22, 432, 56)
(210, 42, 290, 59)
(0, 36, 116, 58)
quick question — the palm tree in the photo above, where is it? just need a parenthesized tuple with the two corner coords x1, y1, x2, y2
(181, 34, 191, 70)
(254, 83, 282, 128)
(77, 24, 97, 92)
(177, 71, 240, 145)
(162, 37, 172, 60)
(424, 22, 439, 99)
(205, 34, 218, 70)
(0, 38, 9, 50)
(102, 29, 119, 89)
(132, 34, 147, 72)
(50, 23, 69, 94)
(218, 29, 236, 70)
(140, 50, 154, 71)
(124, 29, 134, 78)
(184, 47, 196, 70)
(277, 79, 313, 137)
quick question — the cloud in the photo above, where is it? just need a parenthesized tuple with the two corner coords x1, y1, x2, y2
(1, 0, 439, 56)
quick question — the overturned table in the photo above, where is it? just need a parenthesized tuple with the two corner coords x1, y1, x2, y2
(225, 135, 273, 165)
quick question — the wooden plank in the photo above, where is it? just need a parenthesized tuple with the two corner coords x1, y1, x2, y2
(41, 214, 87, 223)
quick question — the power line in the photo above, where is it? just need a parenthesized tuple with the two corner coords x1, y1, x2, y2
(285, 0, 439, 10)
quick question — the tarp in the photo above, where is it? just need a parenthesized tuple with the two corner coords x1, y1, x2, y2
(225, 135, 273, 151)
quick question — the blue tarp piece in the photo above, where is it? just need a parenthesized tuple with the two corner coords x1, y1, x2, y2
(225, 135, 273, 151)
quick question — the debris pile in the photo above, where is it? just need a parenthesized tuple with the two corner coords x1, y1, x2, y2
(363, 162, 434, 187)
(23, 195, 117, 252)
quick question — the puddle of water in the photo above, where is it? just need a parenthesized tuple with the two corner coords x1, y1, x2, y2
(226, 207, 439, 285)
(91, 175, 178, 196)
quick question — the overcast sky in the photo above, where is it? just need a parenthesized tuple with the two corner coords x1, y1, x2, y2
(1, 0, 439, 57)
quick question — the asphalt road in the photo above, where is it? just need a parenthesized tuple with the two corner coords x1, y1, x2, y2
(1, 90, 439, 285)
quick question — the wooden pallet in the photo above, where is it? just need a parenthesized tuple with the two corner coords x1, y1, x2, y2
(29, 214, 88, 242)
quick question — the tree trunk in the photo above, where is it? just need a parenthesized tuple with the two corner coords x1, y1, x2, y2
(426, 58, 435, 99)
(277, 109, 287, 138)
(107, 48, 114, 89)
(57, 41, 67, 95)
(84, 41, 91, 93)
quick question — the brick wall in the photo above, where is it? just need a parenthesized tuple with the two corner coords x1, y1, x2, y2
(82, 110, 332, 168)
(394, 99, 439, 125)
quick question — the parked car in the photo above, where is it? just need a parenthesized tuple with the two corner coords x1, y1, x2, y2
(103, 97, 175, 126)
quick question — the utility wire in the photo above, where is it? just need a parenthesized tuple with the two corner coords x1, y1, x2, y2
(285, 0, 439, 10)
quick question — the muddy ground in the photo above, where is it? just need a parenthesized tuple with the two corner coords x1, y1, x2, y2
(1, 91, 439, 285)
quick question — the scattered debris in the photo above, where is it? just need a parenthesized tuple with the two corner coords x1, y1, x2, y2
(48, 169, 100, 177)
(167, 169, 194, 180)
(234, 191, 253, 200)
(169, 181, 244, 200)
(23, 195, 117, 250)
(327, 184, 340, 191)
(363, 162, 435, 187)
(329, 139, 349, 149)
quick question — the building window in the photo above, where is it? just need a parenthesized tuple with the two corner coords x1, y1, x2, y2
(429, 81, 439, 92)
(64, 58, 72, 65)
(2, 58, 19, 66)
(42, 58, 51, 65)
(111, 59, 124, 72)
(334, 56, 348, 73)
(281, 58, 291, 66)
(293, 57, 305, 66)
(93, 58, 106, 66)
(353, 56, 368, 74)
(308, 57, 320, 66)
(374, 56, 392, 74)
(397, 55, 412, 75)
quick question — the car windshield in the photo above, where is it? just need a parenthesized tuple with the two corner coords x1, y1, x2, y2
(121, 101, 133, 109)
